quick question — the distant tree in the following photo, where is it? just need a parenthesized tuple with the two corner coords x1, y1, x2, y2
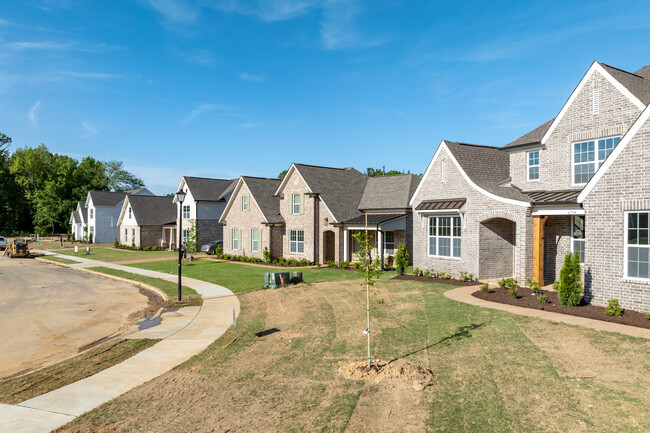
(0, 133, 30, 234)
(366, 168, 410, 177)
(278, 169, 288, 180)
(103, 160, 145, 191)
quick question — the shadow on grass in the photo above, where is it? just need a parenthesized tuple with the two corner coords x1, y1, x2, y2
(388, 323, 485, 364)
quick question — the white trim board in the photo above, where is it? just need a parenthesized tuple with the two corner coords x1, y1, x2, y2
(541, 61, 646, 144)
(532, 208, 585, 216)
(578, 105, 650, 202)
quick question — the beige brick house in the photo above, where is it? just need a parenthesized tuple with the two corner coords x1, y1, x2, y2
(411, 61, 650, 312)
(220, 176, 283, 259)
(117, 195, 176, 248)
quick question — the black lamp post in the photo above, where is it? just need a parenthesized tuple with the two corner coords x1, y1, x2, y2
(176, 189, 186, 301)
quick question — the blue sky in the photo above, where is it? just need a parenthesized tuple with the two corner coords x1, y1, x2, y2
(2, 0, 650, 194)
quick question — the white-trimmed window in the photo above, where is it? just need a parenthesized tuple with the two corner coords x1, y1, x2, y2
(90, 208, 94, 219)
(128, 207, 132, 219)
(231, 228, 239, 250)
(627, 211, 650, 280)
(251, 229, 259, 252)
(182, 205, 190, 219)
(428, 216, 461, 258)
(292, 194, 301, 215)
(571, 216, 585, 264)
(527, 150, 540, 181)
(242, 195, 249, 211)
(124, 228, 128, 243)
(183, 229, 189, 243)
(573, 136, 621, 184)
(290, 230, 304, 254)
(384, 231, 395, 255)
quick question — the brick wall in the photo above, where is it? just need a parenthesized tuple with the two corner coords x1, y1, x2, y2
(543, 215, 572, 283)
(222, 181, 271, 259)
(280, 173, 317, 262)
(478, 218, 516, 279)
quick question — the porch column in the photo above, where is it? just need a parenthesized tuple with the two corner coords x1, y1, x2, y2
(343, 227, 349, 262)
(377, 229, 383, 265)
(532, 215, 548, 284)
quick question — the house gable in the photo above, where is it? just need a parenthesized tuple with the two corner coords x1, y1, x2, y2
(117, 196, 139, 227)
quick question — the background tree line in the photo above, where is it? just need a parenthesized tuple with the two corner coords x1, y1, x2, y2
(0, 131, 144, 235)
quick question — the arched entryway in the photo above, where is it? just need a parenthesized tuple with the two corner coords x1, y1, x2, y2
(478, 218, 516, 280)
(323, 230, 336, 263)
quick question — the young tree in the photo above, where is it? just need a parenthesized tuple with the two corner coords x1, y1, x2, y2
(394, 243, 409, 275)
(557, 251, 583, 306)
(186, 224, 199, 254)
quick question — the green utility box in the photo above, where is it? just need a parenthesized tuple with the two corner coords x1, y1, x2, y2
(264, 271, 292, 289)
(291, 271, 303, 284)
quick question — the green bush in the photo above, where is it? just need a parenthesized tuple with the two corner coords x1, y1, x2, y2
(527, 278, 542, 294)
(394, 243, 409, 275)
(498, 277, 517, 289)
(412, 267, 421, 276)
(557, 251, 583, 307)
(459, 271, 474, 282)
(480, 283, 489, 292)
(508, 286, 518, 298)
(315, 261, 321, 267)
(114, 238, 119, 248)
(263, 247, 271, 263)
(338, 260, 349, 269)
(438, 272, 451, 280)
(144, 246, 152, 251)
(606, 299, 623, 316)
(537, 294, 549, 304)
(644, 311, 650, 320)
(215, 245, 223, 257)
(424, 269, 433, 279)
(326, 260, 336, 268)
(353, 262, 362, 270)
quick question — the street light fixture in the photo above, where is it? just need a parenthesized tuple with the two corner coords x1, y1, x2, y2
(176, 189, 187, 301)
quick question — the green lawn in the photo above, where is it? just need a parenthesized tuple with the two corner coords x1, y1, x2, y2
(87, 266, 198, 301)
(42, 256, 81, 265)
(55, 247, 177, 263)
(59, 277, 650, 432)
(126, 258, 395, 293)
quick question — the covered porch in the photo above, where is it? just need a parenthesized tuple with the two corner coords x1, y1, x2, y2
(161, 226, 178, 250)
(341, 213, 407, 265)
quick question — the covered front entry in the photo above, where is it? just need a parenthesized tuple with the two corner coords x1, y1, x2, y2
(478, 218, 516, 280)
(162, 227, 177, 250)
(323, 230, 336, 263)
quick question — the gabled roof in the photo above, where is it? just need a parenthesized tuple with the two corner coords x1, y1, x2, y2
(87, 191, 129, 207)
(600, 63, 650, 105)
(358, 174, 421, 210)
(124, 195, 177, 226)
(504, 118, 554, 148)
(242, 176, 284, 224)
(635, 65, 650, 80)
(124, 187, 153, 195)
(279, 163, 368, 223)
(69, 209, 81, 225)
(77, 200, 88, 222)
(181, 176, 237, 202)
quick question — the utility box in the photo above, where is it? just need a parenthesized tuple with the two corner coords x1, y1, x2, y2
(291, 271, 303, 284)
(264, 271, 292, 289)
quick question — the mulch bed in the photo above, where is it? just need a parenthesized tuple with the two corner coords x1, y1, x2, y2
(392, 274, 479, 287)
(472, 286, 650, 330)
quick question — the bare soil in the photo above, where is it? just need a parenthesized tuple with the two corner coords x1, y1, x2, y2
(472, 285, 650, 330)
(338, 359, 434, 391)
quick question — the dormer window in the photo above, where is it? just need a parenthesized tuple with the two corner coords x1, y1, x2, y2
(527, 150, 540, 181)
(573, 136, 621, 184)
(242, 195, 249, 211)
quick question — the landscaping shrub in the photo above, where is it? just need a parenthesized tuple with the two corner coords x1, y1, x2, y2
(353, 262, 362, 270)
(508, 285, 518, 298)
(644, 311, 650, 320)
(459, 271, 474, 282)
(327, 260, 336, 268)
(278, 257, 286, 265)
(557, 251, 583, 307)
(438, 272, 451, 280)
(338, 260, 349, 269)
(480, 283, 489, 292)
(412, 267, 421, 276)
(606, 299, 623, 316)
(114, 238, 119, 248)
(144, 246, 152, 251)
(215, 245, 223, 257)
(394, 243, 409, 275)
(424, 269, 433, 279)
(315, 262, 321, 267)
(527, 278, 542, 293)
(263, 247, 271, 263)
(498, 277, 517, 290)
(537, 294, 549, 304)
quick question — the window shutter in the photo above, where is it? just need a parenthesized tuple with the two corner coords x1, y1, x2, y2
(300, 193, 304, 215)
(288, 194, 293, 215)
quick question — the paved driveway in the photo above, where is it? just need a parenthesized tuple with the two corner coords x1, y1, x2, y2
(0, 258, 152, 378)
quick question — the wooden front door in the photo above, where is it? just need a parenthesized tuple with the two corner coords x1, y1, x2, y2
(324, 231, 335, 263)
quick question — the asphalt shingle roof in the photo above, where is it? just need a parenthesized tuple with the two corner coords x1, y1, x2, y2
(88, 191, 130, 207)
(77, 201, 88, 221)
(184, 177, 237, 202)
(358, 174, 421, 210)
(600, 62, 650, 105)
(444, 141, 531, 202)
(127, 195, 177, 226)
(293, 164, 368, 223)
(242, 176, 284, 224)
(504, 118, 555, 148)
(345, 213, 405, 225)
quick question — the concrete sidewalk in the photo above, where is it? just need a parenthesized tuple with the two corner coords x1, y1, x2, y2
(1, 253, 239, 433)
(445, 285, 650, 340)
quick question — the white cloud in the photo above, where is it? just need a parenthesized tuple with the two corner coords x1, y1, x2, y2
(81, 121, 98, 137)
(320, 0, 387, 50)
(182, 103, 235, 125)
(239, 72, 265, 82)
(28, 100, 41, 126)
(147, 0, 199, 22)
(7, 41, 73, 50)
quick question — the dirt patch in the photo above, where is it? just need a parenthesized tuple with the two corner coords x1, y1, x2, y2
(393, 273, 479, 286)
(338, 359, 434, 391)
(472, 286, 650, 330)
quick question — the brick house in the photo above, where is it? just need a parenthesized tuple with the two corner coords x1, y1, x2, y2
(173, 176, 237, 248)
(117, 195, 177, 248)
(83, 188, 153, 243)
(219, 176, 283, 259)
(410, 61, 650, 312)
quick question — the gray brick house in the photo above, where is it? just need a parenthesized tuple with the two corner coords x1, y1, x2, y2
(173, 176, 237, 248)
(411, 60, 650, 312)
(117, 195, 177, 248)
(220, 176, 284, 259)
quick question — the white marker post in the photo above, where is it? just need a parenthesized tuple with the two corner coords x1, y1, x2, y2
(74, 245, 78, 256)
(232, 307, 236, 327)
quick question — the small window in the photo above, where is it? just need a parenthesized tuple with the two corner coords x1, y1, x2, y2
(251, 229, 259, 252)
(290, 230, 304, 254)
(132, 228, 136, 243)
(428, 215, 461, 258)
(242, 195, 249, 211)
(124, 228, 128, 243)
(627, 212, 650, 279)
(90, 208, 94, 219)
(128, 207, 132, 219)
(573, 136, 621, 184)
(183, 229, 189, 243)
(292, 194, 301, 215)
(232, 228, 239, 250)
(384, 231, 395, 255)
(571, 216, 585, 263)
(527, 150, 540, 181)
(182, 205, 190, 219)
